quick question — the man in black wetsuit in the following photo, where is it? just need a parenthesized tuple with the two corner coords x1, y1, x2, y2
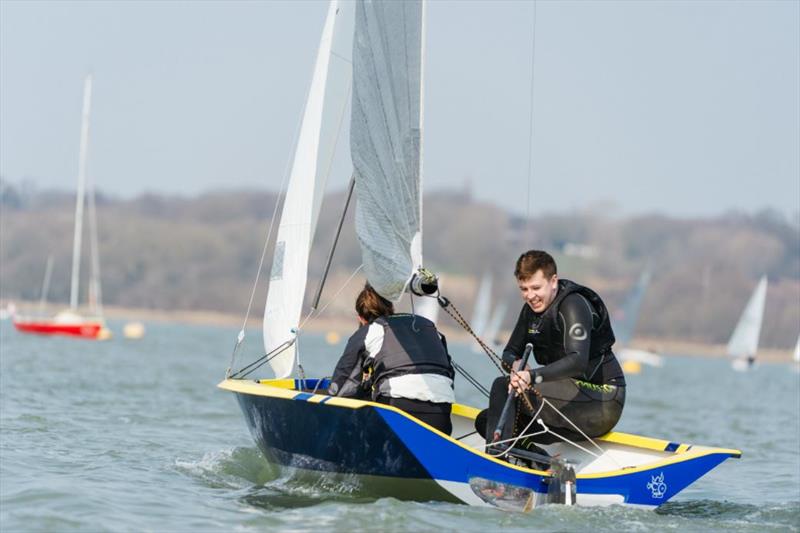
(478, 250, 626, 450)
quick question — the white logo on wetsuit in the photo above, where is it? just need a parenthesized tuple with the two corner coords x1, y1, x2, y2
(569, 323, 587, 341)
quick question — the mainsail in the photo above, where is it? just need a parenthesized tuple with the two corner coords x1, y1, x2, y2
(726, 275, 768, 359)
(263, 0, 355, 378)
(351, 0, 424, 302)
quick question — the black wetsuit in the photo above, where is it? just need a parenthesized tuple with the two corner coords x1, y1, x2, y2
(479, 279, 626, 446)
(328, 314, 455, 435)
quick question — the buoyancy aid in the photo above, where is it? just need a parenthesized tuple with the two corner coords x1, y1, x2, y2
(527, 279, 616, 367)
(367, 314, 454, 396)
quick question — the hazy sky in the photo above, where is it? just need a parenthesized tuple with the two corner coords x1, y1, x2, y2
(1, 0, 798, 218)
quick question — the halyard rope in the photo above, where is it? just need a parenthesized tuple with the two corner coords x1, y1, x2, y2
(438, 295, 536, 413)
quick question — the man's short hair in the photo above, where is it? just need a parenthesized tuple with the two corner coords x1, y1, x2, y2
(514, 250, 557, 280)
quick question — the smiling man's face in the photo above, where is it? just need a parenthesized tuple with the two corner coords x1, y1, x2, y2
(517, 270, 559, 313)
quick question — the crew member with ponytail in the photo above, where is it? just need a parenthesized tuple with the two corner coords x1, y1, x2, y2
(328, 284, 456, 435)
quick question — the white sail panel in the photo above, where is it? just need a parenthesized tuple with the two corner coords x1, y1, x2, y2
(471, 274, 493, 339)
(484, 302, 508, 348)
(793, 335, 800, 363)
(264, 0, 355, 378)
(351, 0, 424, 302)
(727, 275, 768, 359)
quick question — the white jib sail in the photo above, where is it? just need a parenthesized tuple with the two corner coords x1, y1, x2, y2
(263, 0, 355, 378)
(351, 0, 424, 302)
(484, 302, 508, 349)
(69, 74, 92, 311)
(471, 274, 493, 339)
(727, 275, 768, 359)
(793, 335, 799, 363)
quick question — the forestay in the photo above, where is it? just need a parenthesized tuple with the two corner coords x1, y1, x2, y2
(351, 0, 424, 302)
(726, 275, 768, 359)
(264, 0, 355, 378)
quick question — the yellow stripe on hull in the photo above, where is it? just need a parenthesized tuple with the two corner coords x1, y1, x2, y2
(217, 377, 741, 479)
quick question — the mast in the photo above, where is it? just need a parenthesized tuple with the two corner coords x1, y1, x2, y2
(415, 0, 427, 273)
(69, 74, 93, 311)
(87, 166, 103, 317)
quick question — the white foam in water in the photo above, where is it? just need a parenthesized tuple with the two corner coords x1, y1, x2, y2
(175, 448, 235, 476)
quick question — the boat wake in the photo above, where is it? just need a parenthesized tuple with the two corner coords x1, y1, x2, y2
(175, 447, 376, 509)
(174, 447, 278, 488)
(657, 499, 800, 527)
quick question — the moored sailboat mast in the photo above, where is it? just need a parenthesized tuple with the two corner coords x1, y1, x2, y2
(69, 74, 93, 312)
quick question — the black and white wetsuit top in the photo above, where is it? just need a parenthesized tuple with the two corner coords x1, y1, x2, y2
(503, 279, 625, 386)
(329, 313, 455, 403)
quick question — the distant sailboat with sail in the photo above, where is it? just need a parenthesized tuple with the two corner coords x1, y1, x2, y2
(616, 269, 663, 370)
(728, 275, 768, 372)
(467, 274, 508, 351)
(13, 75, 110, 340)
(219, 0, 739, 509)
(471, 274, 493, 338)
(484, 301, 508, 350)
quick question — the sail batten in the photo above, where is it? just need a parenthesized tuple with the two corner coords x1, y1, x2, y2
(351, 0, 424, 302)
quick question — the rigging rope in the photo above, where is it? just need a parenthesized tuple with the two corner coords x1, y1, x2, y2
(229, 338, 296, 379)
(437, 296, 505, 373)
(452, 361, 490, 398)
(437, 294, 536, 412)
(525, 0, 538, 221)
(229, 264, 364, 379)
(299, 264, 363, 331)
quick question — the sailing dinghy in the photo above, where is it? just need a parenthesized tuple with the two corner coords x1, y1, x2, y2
(727, 275, 768, 372)
(13, 75, 110, 340)
(219, 0, 739, 509)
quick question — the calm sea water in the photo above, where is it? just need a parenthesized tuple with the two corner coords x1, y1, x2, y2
(1, 319, 798, 532)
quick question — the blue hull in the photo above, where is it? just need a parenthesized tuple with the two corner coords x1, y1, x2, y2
(224, 378, 740, 508)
